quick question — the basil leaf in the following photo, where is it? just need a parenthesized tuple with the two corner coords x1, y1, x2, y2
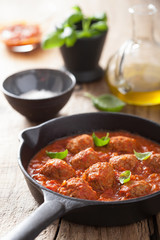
(134, 150, 152, 161)
(91, 13, 107, 22)
(60, 27, 77, 47)
(41, 6, 108, 49)
(92, 132, 110, 147)
(119, 170, 131, 184)
(60, 27, 73, 39)
(42, 31, 64, 49)
(72, 6, 82, 13)
(91, 21, 108, 32)
(76, 30, 92, 39)
(88, 29, 102, 37)
(46, 149, 68, 159)
(85, 92, 126, 112)
(83, 19, 91, 32)
(65, 34, 77, 47)
(67, 13, 83, 26)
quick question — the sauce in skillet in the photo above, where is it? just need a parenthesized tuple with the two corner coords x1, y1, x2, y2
(27, 131, 160, 201)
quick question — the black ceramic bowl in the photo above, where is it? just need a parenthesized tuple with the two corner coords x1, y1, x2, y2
(60, 31, 107, 83)
(1, 69, 76, 122)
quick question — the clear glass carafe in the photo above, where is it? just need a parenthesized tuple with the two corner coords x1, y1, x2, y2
(106, 4, 160, 106)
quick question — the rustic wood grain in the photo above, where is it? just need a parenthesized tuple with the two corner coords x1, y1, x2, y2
(156, 214, 160, 238)
(56, 219, 151, 240)
(0, 0, 160, 239)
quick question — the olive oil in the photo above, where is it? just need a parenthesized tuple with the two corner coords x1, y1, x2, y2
(107, 83, 160, 106)
(106, 4, 160, 106)
(106, 64, 160, 106)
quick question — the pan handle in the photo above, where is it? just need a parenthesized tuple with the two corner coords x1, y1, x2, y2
(2, 199, 65, 240)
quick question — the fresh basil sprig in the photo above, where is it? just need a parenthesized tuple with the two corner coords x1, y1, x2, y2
(42, 6, 108, 49)
(85, 92, 126, 112)
(46, 149, 68, 159)
(119, 170, 131, 184)
(134, 150, 152, 161)
(92, 132, 110, 147)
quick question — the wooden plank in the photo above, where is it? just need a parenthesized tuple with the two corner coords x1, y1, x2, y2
(0, 0, 160, 239)
(0, 93, 59, 239)
(155, 214, 160, 238)
(56, 219, 151, 240)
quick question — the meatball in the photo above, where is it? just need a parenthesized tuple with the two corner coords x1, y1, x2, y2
(71, 147, 100, 170)
(59, 177, 97, 200)
(66, 134, 94, 154)
(109, 154, 138, 171)
(106, 136, 138, 154)
(83, 162, 115, 192)
(40, 159, 75, 181)
(145, 154, 160, 173)
(120, 180, 151, 198)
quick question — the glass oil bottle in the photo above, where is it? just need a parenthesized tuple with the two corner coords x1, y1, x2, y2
(106, 4, 160, 106)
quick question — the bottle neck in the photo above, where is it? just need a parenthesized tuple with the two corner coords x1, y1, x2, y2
(129, 4, 157, 43)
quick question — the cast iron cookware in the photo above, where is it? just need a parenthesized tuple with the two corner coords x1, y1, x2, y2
(3, 112, 160, 240)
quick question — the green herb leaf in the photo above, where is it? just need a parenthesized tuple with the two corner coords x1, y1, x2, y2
(134, 150, 152, 161)
(85, 92, 126, 112)
(83, 19, 91, 32)
(65, 34, 77, 47)
(60, 27, 77, 47)
(66, 13, 83, 26)
(46, 149, 68, 159)
(119, 170, 131, 184)
(60, 27, 73, 39)
(42, 6, 108, 49)
(72, 6, 82, 13)
(42, 31, 64, 49)
(92, 132, 110, 147)
(91, 21, 108, 32)
(76, 30, 92, 38)
(91, 13, 107, 22)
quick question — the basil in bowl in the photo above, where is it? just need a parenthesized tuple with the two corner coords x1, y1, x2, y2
(42, 6, 108, 83)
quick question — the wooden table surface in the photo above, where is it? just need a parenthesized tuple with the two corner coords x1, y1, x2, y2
(1, 0, 160, 239)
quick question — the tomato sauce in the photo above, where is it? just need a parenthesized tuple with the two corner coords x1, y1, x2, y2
(27, 131, 160, 201)
(1, 23, 41, 47)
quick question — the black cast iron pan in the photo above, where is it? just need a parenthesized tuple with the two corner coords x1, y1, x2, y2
(3, 112, 160, 240)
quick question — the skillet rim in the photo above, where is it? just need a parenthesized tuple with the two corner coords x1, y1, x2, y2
(18, 111, 160, 205)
